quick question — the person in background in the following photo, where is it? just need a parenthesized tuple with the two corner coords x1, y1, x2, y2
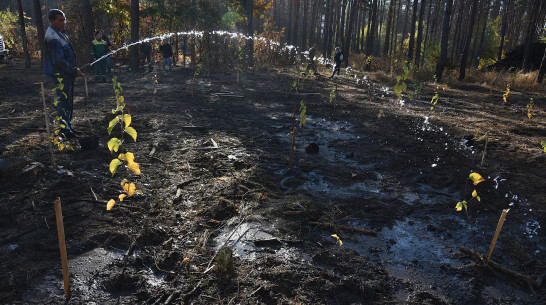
(329, 47, 343, 78)
(91, 30, 108, 82)
(140, 41, 152, 71)
(305, 44, 319, 76)
(160, 39, 173, 73)
(98, 29, 113, 75)
(44, 9, 84, 139)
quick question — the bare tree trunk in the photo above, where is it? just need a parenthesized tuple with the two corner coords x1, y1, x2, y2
(383, 0, 396, 56)
(81, 0, 94, 62)
(400, 0, 411, 52)
(291, 0, 298, 45)
(323, 0, 332, 54)
(310, 1, 318, 46)
(17, 0, 31, 68)
(407, 0, 419, 60)
(497, 0, 510, 62)
(32, 0, 45, 68)
(538, 47, 546, 83)
(522, 0, 542, 70)
(130, 0, 139, 70)
(343, 0, 359, 66)
(246, 0, 254, 68)
(301, 0, 309, 50)
(476, 0, 492, 67)
(414, 0, 426, 66)
(435, 0, 454, 81)
(458, 0, 478, 80)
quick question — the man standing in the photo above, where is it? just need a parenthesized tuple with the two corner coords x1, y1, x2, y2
(329, 47, 343, 78)
(159, 39, 173, 73)
(91, 30, 108, 82)
(305, 44, 319, 76)
(44, 9, 84, 138)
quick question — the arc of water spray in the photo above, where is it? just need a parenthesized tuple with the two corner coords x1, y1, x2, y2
(80, 30, 332, 69)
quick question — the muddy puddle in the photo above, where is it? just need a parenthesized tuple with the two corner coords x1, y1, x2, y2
(21, 247, 165, 303)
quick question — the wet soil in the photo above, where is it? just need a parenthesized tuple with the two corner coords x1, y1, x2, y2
(1, 59, 545, 304)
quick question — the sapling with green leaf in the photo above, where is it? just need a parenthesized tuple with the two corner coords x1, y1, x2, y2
(455, 172, 486, 251)
(50, 73, 73, 151)
(541, 140, 546, 153)
(106, 76, 141, 210)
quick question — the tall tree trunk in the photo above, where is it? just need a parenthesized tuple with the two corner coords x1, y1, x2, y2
(383, 0, 396, 56)
(339, 0, 347, 50)
(435, 0, 454, 81)
(301, 0, 309, 50)
(310, 1, 318, 46)
(497, 0, 510, 62)
(130, 0, 139, 70)
(538, 47, 546, 83)
(291, 0, 299, 45)
(522, 0, 542, 70)
(451, 0, 465, 63)
(344, 0, 359, 66)
(400, 0, 411, 52)
(407, 0, 419, 60)
(32, 0, 45, 68)
(490, 0, 502, 20)
(17, 0, 31, 68)
(414, 0, 426, 66)
(369, 0, 379, 55)
(458, 0, 478, 80)
(323, 0, 332, 54)
(476, 0, 492, 67)
(423, 0, 433, 52)
(246, 0, 254, 68)
(81, 0, 94, 63)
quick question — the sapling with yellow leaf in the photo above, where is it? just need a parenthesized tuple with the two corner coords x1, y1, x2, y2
(455, 172, 486, 251)
(106, 76, 141, 210)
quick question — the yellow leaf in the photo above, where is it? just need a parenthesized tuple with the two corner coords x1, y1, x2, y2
(107, 199, 116, 210)
(123, 114, 132, 128)
(124, 182, 136, 196)
(121, 178, 128, 186)
(125, 126, 137, 142)
(128, 161, 141, 175)
(183, 257, 190, 262)
(477, 196, 481, 202)
(119, 194, 127, 202)
(472, 189, 478, 198)
(469, 173, 485, 185)
(118, 153, 127, 161)
(109, 159, 122, 176)
(58, 143, 65, 151)
(107, 117, 120, 135)
(455, 201, 463, 211)
(331, 234, 343, 246)
(124, 152, 135, 163)
(107, 138, 121, 153)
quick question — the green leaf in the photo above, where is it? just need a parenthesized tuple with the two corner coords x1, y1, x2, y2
(107, 138, 121, 153)
(109, 158, 122, 176)
(107, 117, 120, 135)
(394, 84, 403, 96)
(124, 126, 137, 142)
(455, 201, 467, 212)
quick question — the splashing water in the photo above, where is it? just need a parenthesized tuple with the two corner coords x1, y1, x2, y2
(85, 30, 332, 68)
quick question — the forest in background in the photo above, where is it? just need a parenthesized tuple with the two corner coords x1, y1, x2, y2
(1, 0, 545, 86)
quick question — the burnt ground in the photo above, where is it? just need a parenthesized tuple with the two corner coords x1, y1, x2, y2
(1, 59, 545, 304)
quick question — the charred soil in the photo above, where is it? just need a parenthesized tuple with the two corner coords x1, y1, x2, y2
(1, 60, 546, 304)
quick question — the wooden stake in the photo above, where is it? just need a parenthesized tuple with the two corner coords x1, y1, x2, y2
(480, 137, 489, 167)
(54, 197, 71, 299)
(485, 208, 510, 267)
(0, 116, 37, 121)
(83, 76, 88, 109)
(334, 84, 338, 109)
(41, 82, 56, 168)
(289, 127, 296, 167)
